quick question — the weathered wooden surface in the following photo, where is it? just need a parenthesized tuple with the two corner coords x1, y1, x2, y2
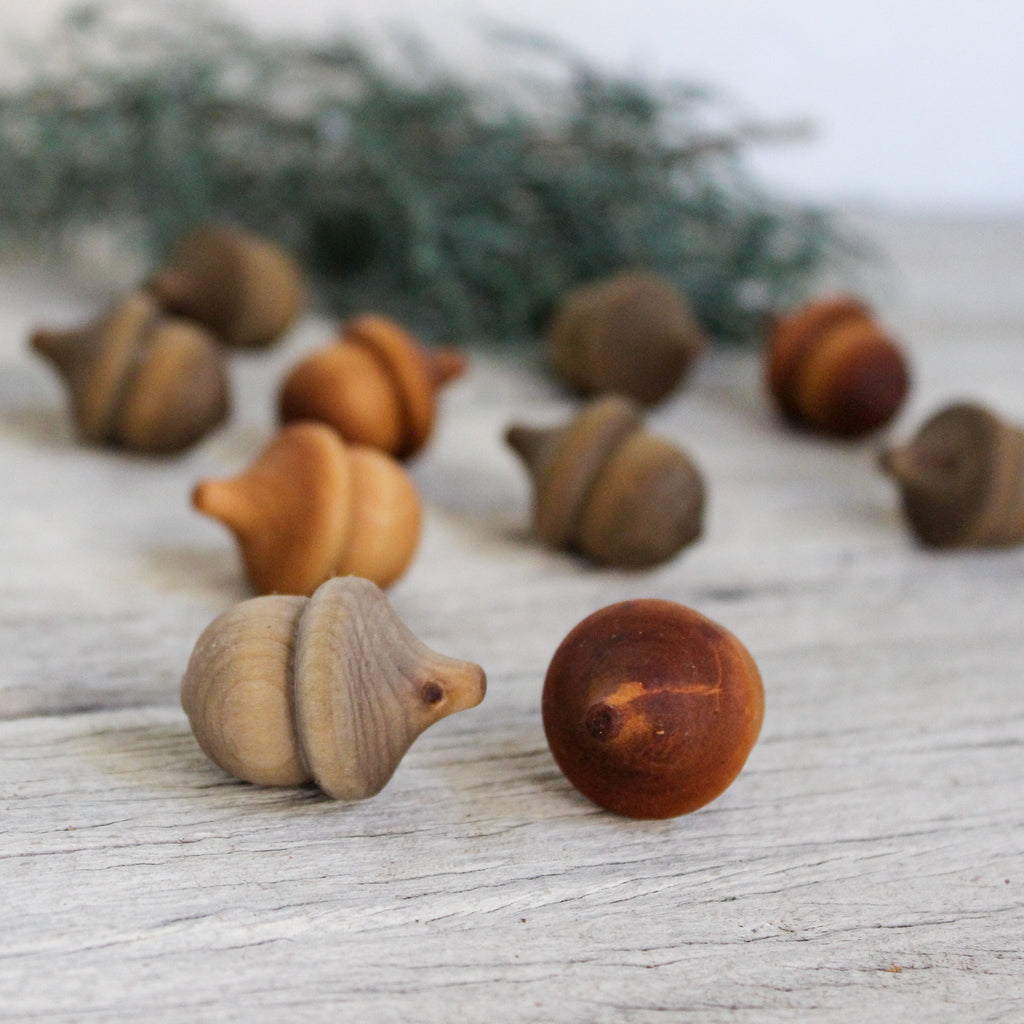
(1, 211, 1022, 1022)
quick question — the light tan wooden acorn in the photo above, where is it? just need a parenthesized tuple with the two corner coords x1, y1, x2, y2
(192, 421, 421, 594)
(879, 402, 1024, 547)
(29, 291, 229, 454)
(505, 395, 705, 568)
(278, 314, 466, 458)
(546, 270, 706, 405)
(766, 294, 910, 437)
(181, 575, 487, 799)
(147, 224, 305, 349)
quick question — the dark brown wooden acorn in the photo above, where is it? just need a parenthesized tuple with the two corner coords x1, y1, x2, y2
(879, 402, 1024, 547)
(192, 421, 422, 595)
(543, 599, 764, 819)
(147, 224, 305, 349)
(505, 395, 705, 568)
(546, 270, 706, 405)
(278, 314, 466, 458)
(766, 295, 910, 437)
(30, 291, 229, 454)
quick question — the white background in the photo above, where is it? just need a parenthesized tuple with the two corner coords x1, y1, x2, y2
(4, 0, 1023, 212)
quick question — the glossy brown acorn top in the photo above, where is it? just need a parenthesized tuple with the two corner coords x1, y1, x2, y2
(766, 294, 910, 437)
(546, 270, 706, 405)
(30, 291, 229, 454)
(147, 224, 305, 349)
(505, 395, 705, 568)
(279, 314, 466, 458)
(542, 599, 764, 819)
(879, 402, 1024, 547)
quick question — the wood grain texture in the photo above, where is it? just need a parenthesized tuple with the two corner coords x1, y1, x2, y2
(2, 212, 1023, 1022)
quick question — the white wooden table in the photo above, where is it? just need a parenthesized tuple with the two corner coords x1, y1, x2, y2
(2, 211, 1022, 1022)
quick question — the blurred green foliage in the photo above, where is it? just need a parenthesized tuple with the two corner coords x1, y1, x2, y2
(0, 1, 847, 344)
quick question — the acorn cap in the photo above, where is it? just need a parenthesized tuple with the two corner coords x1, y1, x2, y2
(547, 271, 706, 405)
(148, 224, 305, 349)
(31, 293, 156, 442)
(192, 422, 353, 595)
(506, 395, 641, 550)
(879, 402, 1024, 547)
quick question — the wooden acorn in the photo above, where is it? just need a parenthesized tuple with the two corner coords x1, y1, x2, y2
(147, 224, 305, 349)
(29, 291, 229, 454)
(278, 313, 466, 458)
(505, 395, 705, 568)
(543, 599, 764, 819)
(192, 421, 421, 595)
(879, 402, 1024, 547)
(181, 575, 487, 800)
(765, 294, 910, 437)
(546, 270, 706, 405)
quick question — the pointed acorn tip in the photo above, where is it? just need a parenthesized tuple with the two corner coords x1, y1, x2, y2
(504, 423, 549, 468)
(430, 348, 468, 387)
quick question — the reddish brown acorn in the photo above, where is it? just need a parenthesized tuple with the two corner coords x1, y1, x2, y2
(879, 402, 1024, 547)
(279, 314, 466, 458)
(546, 271, 706, 405)
(542, 599, 764, 819)
(766, 295, 910, 437)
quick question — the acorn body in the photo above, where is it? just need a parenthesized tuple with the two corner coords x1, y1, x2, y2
(148, 224, 305, 349)
(192, 421, 421, 594)
(505, 395, 705, 568)
(543, 600, 764, 819)
(181, 576, 487, 800)
(879, 402, 1024, 547)
(766, 295, 910, 437)
(30, 292, 229, 454)
(546, 271, 706, 405)
(279, 314, 465, 458)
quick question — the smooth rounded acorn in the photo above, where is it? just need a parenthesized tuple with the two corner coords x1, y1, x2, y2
(30, 291, 229, 454)
(181, 575, 487, 800)
(766, 294, 910, 437)
(192, 421, 421, 594)
(542, 599, 764, 819)
(147, 224, 305, 349)
(505, 395, 705, 568)
(546, 270, 706, 405)
(879, 402, 1024, 547)
(278, 313, 466, 458)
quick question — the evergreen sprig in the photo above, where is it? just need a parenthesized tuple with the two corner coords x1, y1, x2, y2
(0, 0, 846, 343)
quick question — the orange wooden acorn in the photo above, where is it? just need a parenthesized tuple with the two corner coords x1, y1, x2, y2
(147, 224, 305, 349)
(766, 295, 910, 437)
(278, 314, 466, 458)
(192, 421, 421, 594)
(30, 291, 229, 454)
